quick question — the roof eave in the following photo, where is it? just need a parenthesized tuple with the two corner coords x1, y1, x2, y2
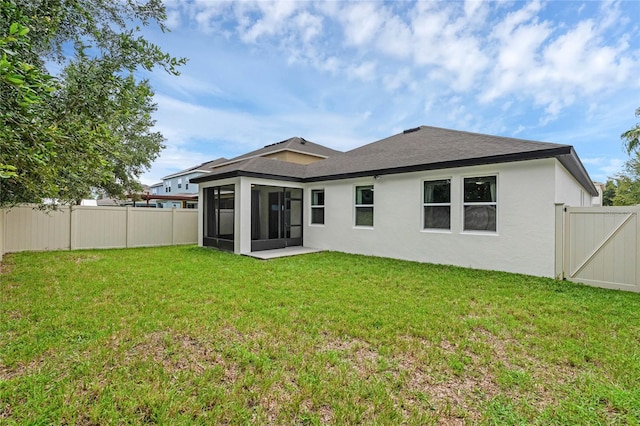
(190, 170, 304, 184)
(556, 147, 599, 196)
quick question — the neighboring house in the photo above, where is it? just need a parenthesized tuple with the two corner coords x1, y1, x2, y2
(149, 182, 163, 196)
(141, 159, 229, 208)
(191, 126, 598, 278)
(591, 181, 605, 206)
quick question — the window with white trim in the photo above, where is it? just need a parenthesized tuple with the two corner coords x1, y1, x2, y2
(310, 189, 325, 225)
(178, 178, 182, 189)
(355, 185, 374, 227)
(463, 176, 497, 231)
(423, 179, 451, 230)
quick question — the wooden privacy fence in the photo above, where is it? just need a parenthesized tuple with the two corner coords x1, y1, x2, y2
(0, 205, 198, 259)
(563, 206, 640, 293)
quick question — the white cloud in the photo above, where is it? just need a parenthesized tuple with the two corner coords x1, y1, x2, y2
(347, 61, 377, 82)
(376, 15, 413, 59)
(479, 0, 638, 121)
(338, 2, 385, 46)
(293, 11, 323, 44)
(238, 1, 299, 43)
(581, 157, 626, 182)
(382, 68, 414, 92)
(409, 2, 489, 90)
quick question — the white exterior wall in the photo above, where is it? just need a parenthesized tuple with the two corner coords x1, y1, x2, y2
(305, 159, 560, 277)
(555, 162, 593, 207)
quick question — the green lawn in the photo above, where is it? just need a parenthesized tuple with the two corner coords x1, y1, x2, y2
(1, 246, 639, 425)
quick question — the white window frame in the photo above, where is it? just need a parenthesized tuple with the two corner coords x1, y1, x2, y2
(310, 189, 325, 225)
(354, 184, 374, 228)
(462, 175, 498, 233)
(422, 178, 452, 231)
(178, 177, 182, 189)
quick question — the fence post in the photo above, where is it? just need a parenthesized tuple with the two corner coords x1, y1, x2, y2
(126, 207, 132, 248)
(70, 205, 76, 250)
(554, 204, 565, 280)
(0, 208, 5, 261)
(636, 210, 640, 289)
(172, 207, 177, 245)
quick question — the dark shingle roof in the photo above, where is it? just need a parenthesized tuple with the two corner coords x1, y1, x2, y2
(305, 126, 570, 179)
(190, 126, 597, 195)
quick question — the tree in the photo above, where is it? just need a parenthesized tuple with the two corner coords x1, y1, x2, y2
(612, 154, 640, 206)
(621, 107, 640, 155)
(602, 179, 616, 206)
(0, 0, 185, 207)
(608, 107, 640, 206)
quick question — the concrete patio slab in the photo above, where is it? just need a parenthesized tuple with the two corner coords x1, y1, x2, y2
(246, 247, 323, 260)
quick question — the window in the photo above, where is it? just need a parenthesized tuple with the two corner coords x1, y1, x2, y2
(178, 178, 182, 189)
(186, 183, 189, 190)
(310, 189, 325, 224)
(355, 185, 374, 227)
(463, 176, 497, 231)
(423, 179, 451, 229)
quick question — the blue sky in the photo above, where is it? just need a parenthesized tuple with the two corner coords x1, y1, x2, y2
(139, 0, 640, 185)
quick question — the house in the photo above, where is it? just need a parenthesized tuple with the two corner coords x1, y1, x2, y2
(591, 181, 605, 206)
(190, 126, 597, 278)
(141, 159, 229, 208)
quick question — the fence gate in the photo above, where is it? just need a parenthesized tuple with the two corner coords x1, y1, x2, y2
(564, 206, 640, 292)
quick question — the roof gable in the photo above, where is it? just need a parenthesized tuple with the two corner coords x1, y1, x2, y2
(217, 137, 342, 167)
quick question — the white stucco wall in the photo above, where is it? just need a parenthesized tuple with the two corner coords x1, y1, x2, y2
(304, 159, 561, 277)
(555, 162, 593, 207)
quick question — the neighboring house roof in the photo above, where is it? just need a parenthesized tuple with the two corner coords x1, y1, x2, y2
(190, 126, 597, 196)
(96, 198, 123, 206)
(149, 182, 163, 188)
(162, 158, 229, 180)
(217, 136, 342, 167)
(140, 194, 198, 201)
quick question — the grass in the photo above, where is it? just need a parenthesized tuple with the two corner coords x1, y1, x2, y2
(1, 245, 639, 425)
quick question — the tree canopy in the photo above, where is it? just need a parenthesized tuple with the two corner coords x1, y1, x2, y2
(606, 154, 640, 206)
(621, 107, 640, 155)
(606, 107, 640, 206)
(0, 0, 185, 206)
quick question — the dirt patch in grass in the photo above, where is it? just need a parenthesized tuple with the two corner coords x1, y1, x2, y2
(0, 351, 50, 381)
(72, 254, 103, 264)
(389, 328, 582, 422)
(322, 335, 380, 377)
(0, 253, 14, 275)
(126, 330, 238, 382)
(0, 261, 13, 275)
